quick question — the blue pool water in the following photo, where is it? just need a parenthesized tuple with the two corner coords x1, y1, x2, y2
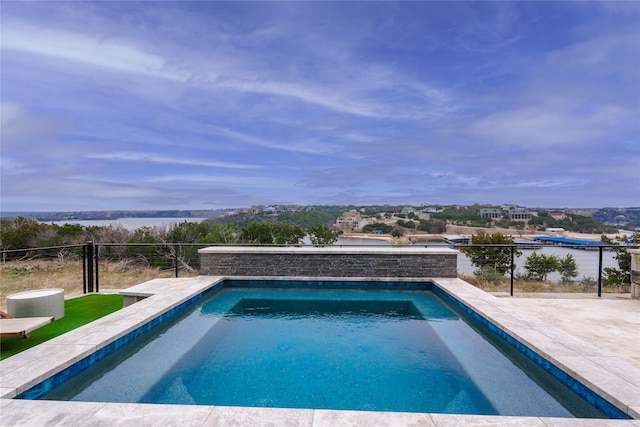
(33, 283, 610, 417)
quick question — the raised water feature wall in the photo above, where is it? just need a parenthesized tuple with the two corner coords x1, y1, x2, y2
(198, 246, 458, 278)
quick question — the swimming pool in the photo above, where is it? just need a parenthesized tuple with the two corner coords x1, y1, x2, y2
(18, 280, 623, 418)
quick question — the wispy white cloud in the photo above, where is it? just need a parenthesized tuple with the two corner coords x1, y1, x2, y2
(511, 178, 586, 189)
(3, 16, 458, 121)
(453, 2, 524, 53)
(215, 76, 385, 119)
(0, 157, 33, 175)
(467, 106, 615, 147)
(85, 152, 261, 170)
(211, 126, 336, 155)
(144, 174, 290, 189)
(0, 102, 69, 150)
(544, 20, 640, 73)
(2, 24, 181, 81)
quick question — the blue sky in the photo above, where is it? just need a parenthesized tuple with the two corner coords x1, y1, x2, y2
(1, 1, 638, 212)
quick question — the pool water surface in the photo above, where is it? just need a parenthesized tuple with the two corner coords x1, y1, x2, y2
(35, 286, 606, 418)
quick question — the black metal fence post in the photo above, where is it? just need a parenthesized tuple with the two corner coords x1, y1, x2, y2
(94, 244, 99, 293)
(86, 241, 94, 293)
(82, 244, 87, 294)
(598, 246, 603, 297)
(510, 245, 515, 297)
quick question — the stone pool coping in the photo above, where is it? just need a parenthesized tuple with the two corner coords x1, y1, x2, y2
(1, 276, 639, 426)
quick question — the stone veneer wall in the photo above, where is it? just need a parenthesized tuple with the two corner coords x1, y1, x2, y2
(198, 246, 458, 278)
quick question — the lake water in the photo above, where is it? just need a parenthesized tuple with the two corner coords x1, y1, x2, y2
(455, 245, 618, 281)
(46, 217, 207, 231)
(337, 237, 619, 282)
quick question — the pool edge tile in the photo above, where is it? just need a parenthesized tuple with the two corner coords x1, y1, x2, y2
(0, 388, 17, 399)
(429, 413, 547, 426)
(313, 409, 435, 427)
(204, 405, 314, 427)
(0, 399, 107, 426)
(538, 416, 640, 426)
(87, 402, 214, 426)
(1, 343, 97, 393)
(552, 355, 640, 409)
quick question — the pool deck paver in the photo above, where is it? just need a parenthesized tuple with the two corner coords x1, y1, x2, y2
(1, 275, 639, 426)
(504, 296, 640, 368)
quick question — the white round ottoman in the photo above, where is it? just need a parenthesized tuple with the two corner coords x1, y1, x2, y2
(7, 288, 65, 320)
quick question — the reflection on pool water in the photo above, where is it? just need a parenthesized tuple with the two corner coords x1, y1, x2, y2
(30, 282, 610, 418)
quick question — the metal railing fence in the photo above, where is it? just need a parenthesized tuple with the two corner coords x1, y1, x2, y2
(1, 242, 636, 298)
(450, 243, 636, 296)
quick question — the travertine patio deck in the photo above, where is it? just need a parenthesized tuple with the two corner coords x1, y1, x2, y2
(504, 294, 640, 369)
(1, 276, 639, 426)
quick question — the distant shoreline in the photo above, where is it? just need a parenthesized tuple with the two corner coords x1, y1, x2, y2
(0, 209, 231, 221)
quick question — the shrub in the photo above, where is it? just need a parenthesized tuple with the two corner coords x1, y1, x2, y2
(460, 232, 521, 275)
(391, 229, 403, 238)
(523, 251, 560, 281)
(558, 254, 578, 283)
(473, 266, 506, 283)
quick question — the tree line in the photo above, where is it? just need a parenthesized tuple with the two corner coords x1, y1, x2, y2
(2, 217, 635, 287)
(0, 217, 339, 269)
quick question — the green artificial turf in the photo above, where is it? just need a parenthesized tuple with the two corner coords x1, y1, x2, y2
(0, 294, 123, 360)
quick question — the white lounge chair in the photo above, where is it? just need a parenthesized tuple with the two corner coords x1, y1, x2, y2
(0, 311, 53, 338)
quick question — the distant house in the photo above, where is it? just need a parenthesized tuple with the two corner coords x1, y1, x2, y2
(336, 211, 363, 231)
(401, 206, 417, 215)
(422, 207, 442, 214)
(548, 211, 568, 221)
(509, 208, 532, 221)
(614, 214, 627, 224)
(479, 208, 502, 219)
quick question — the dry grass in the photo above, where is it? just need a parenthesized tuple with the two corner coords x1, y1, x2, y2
(0, 259, 198, 309)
